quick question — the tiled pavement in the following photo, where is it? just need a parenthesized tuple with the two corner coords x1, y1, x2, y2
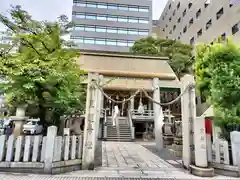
(0, 141, 239, 180)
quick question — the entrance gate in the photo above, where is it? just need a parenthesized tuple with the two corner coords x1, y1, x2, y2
(82, 73, 196, 171)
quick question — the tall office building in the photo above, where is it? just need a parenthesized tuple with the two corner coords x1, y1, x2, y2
(157, 0, 240, 45)
(71, 0, 152, 52)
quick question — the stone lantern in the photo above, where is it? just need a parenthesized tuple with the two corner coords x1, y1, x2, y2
(10, 104, 28, 136)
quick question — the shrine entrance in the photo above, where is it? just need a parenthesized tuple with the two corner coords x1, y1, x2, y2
(103, 90, 131, 117)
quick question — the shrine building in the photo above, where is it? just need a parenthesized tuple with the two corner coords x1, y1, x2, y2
(77, 50, 181, 141)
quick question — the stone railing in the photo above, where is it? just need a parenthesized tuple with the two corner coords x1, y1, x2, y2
(0, 126, 83, 174)
(130, 109, 154, 120)
(206, 132, 240, 177)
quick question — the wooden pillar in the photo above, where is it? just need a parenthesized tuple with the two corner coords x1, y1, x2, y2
(153, 77, 163, 150)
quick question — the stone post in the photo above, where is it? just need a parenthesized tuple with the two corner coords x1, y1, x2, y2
(181, 75, 195, 169)
(130, 92, 135, 111)
(95, 75, 103, 141)
(82, 73, 99, 170)
(189, 116, 214, 177)
(44, 126, 57, 173)
(153, 77, 163, 150)
(194, 117, 208, 167)
(230, 131, 240, 171)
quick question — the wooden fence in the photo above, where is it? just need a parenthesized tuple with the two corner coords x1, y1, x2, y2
(0, 126, 83, 174)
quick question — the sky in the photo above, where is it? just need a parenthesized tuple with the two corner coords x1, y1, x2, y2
(0, 0, 167, 29)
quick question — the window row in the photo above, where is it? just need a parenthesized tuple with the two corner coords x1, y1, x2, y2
(73, 25, 149, 36)
(72, 12, 149, 24)
(73, 1, 149, 12)
(189, 23, 239, 45)
(167, 6, 226, 36)
(164, 1, 233, 34)
(71, 37, 135, 47)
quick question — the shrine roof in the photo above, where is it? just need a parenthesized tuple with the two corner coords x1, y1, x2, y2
(78, 51, 181, 89)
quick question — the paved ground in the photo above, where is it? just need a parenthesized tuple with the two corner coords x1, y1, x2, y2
(0, 141, 239, 179)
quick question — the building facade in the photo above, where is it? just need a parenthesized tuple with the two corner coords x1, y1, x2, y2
(157, 0, 240, 44)
(71, 0, 152, 52)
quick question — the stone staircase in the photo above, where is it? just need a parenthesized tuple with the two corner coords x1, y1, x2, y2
(105, 117, 132, 142)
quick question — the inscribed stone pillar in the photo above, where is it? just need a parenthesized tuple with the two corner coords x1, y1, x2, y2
(153, 77, 163, 150)
(194, 117, 208, 167)
(181, 74, 195, 169)
(82, 73, 99, 170)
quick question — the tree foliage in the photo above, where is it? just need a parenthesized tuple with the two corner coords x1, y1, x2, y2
(195, 39, 240, 140)
(131, 36, 194, 77)
(0, 6, 86, 127)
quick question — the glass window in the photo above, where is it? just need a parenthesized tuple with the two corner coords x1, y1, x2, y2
(118, 28, 128, 34)
(73, 38, 83, 44)
(96, 27, 106, 33)
(107, 28, 117, 33)
(86, 3, 97, 8)
(84, 38, 95, 44)
(118, 17, 128, 22)
(139, 30, 149, 35)
(74, 26, 85, 31)
(139, 7, 149, 12)
(117, 40, 127, 46)
(75, 14, 85, 19)
(129, 6, 138, 11)
(85, 26, 95, 32)
(106, 39, 117, 46)
(97, 15, 107, 20)
(128, 29, 138, 35)
(107, 16, 118, 21)
(139, 19, 148, 24)
(128, 41, 134, 47)
(74, 2, 86, 7)
(95, 39, 106, 45)
(129, 18, 138, 23)
(86, 14, 96, 20)
(108, 4, 118, 10)
(97, 3, 107, 9)
(119, 5, 128, 11)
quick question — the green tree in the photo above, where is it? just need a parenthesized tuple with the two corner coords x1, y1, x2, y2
(131, 36, 194, 77)
(0, 6, 86, 128)
(195, 39, 240, 140)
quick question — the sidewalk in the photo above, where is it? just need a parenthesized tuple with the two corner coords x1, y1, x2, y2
(0, 172, 238, 180)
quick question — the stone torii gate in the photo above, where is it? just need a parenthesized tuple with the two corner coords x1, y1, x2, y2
(81, 73, 213, 177)
(81, 72, 164, 170)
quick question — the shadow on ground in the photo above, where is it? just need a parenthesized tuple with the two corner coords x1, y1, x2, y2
(142, 144, 183, 169)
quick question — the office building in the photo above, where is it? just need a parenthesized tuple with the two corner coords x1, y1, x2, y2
(71, 0, 152, 52)
(157, 0, 240, 45)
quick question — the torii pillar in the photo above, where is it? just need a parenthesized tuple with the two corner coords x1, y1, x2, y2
(153, 77, 163, 150)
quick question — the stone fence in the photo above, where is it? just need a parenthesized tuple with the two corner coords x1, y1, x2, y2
(206, 131, 240, 177)
(0, 126, 83, 174)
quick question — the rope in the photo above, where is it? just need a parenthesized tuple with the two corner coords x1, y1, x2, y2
(141, 83, 194, 106)
(93, 80, 195, 106)
(94, 82, 140, 104)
